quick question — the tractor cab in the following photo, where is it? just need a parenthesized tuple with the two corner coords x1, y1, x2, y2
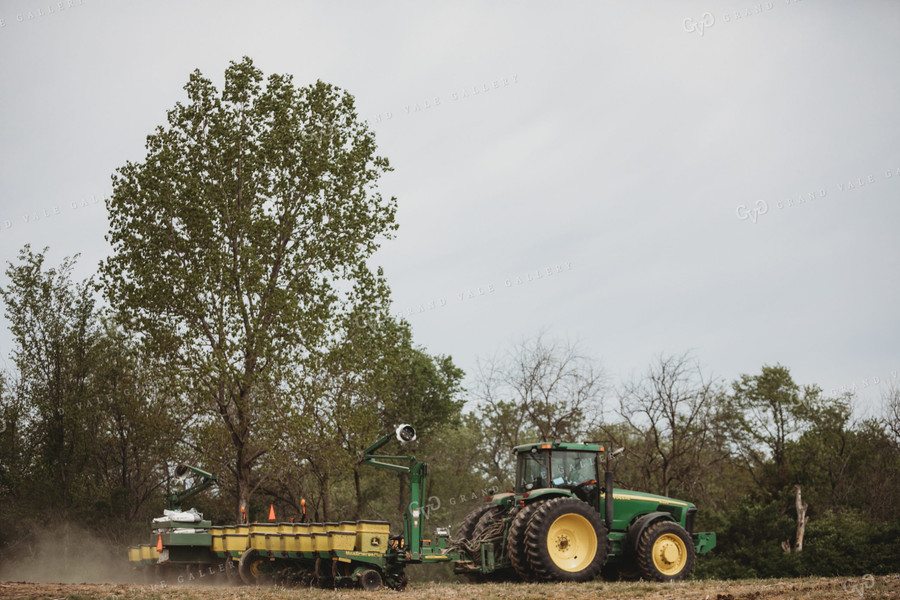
(514, 442, 606, 507)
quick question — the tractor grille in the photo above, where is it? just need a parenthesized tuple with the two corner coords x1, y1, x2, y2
(685, 507, 697, 534)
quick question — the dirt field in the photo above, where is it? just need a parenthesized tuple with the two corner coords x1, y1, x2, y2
(1, 576, 898, 600)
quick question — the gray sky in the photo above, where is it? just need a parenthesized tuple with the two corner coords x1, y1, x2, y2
(1, 0, 898, 415)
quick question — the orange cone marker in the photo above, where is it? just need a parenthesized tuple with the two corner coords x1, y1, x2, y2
(156, 534, 163, 552)
(268, 503, 276, 521)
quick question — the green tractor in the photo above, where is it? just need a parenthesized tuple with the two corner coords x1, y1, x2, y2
(452, 441, 715, 582)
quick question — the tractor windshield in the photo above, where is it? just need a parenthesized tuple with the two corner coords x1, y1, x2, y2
(516, 449, 598, 493)
(550, 451, 597, 488)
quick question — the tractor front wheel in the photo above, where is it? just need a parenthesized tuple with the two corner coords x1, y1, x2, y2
(524, 497, 608, 582)
(635, 520, 695, 582)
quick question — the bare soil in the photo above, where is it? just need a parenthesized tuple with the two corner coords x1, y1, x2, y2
(0, 576, 898, 600)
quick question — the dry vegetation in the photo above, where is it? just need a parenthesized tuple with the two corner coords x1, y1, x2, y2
(1, 576, 899, 600)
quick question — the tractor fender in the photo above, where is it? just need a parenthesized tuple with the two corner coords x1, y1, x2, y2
(520, 488, 576, 503)
(624, 511, 676, 557)
(485, 492, 516, 506)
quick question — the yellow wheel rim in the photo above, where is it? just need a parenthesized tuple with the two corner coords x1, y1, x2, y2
(545, 513, 597, 572)
(249, 558, 264, 578)
(652, 533, 688, 576)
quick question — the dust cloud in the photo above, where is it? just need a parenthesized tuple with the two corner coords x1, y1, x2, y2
(0, 523, 135, 583)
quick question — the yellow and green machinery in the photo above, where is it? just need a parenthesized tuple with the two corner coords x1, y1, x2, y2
(128, 424, 716, 588)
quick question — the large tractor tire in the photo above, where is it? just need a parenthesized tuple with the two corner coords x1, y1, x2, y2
(524, 497, 608, 582)
(461, 505, 516, 582)
(471, 506, 504, 545)
(506, 500, 545, 581)
(454, 503, 495, 545)
(463, 505, 504, 580)
(635, 520, 695, 582)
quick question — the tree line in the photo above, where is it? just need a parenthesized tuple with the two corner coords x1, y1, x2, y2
(1, 57, 898, 579)
(2, 248, 898, 579)
(470, 339, 900, 578)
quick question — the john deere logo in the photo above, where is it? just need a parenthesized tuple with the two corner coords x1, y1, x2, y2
(370, 537, 381, 547)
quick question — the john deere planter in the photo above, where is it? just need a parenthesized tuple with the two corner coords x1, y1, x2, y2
(128, 425, 716, 588)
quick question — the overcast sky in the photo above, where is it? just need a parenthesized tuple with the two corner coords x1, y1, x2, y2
(1, 1, 897, 415)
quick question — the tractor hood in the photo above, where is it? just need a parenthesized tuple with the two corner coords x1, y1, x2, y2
(611, 488, 694, 508)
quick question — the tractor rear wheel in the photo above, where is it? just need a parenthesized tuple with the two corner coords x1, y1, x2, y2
(454, 503, 495, 545)
(471, 506, 504, 547)
(524, 497, 608, 582)
(470, 505, 505, 572)
(635, 520, 695, 582)
(507, 500, 545, 581)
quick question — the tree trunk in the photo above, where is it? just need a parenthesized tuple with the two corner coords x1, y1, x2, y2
(661, 461, 670, 497)
(237, 447, 252, 522)
(354, 467, 362, 520)
(320, 473, 330, 522)
(793, 485, 808, 552)
(782, 484, 808, 553)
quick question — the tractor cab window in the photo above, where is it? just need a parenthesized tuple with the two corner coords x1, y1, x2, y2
(550, 451, 597, 488)
(516, 449, 599, 493)
(516, 450, 549, 492)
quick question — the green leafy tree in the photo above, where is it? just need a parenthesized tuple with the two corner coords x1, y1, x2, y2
(101, 57, 397, 519)
(270, 310, 464, 521)
(0, 247, 181, 549)
(789, 414, 900, 522)
(786, 395, 856, 510)
(693, 494, 802, 579)
(0, 370, 27, 555)
(798, 508, 900, 576)
(846, 419, 900, 521)
(0, 245, 98, 515)
(88, 321, 188, 530)
(727, 364, 820, 494)
(418, 415, 496, 527)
